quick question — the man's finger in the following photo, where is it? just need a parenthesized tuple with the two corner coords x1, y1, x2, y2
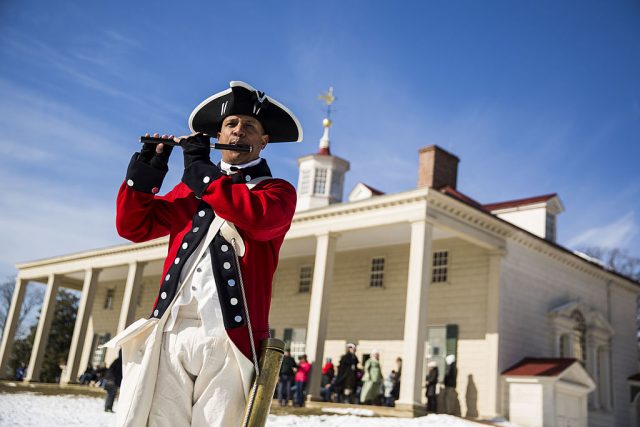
(156, 143, 164, 154)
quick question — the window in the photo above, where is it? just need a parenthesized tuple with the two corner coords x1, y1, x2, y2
(432, 251, 449, 283)
(299, 170, 311, 195)
(330, 172, 344, 199)
(298, 265, 313, 293)
(546, 213, 556, 242)
(92, 333, 111, 367)
(104, 288, 115, 310)
(283, 328, 306, 359)
(313, 169, 327, 195)
(369, 257, 385, 287)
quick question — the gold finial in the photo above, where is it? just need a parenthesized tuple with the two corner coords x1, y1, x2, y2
(318, 87, 336, 127)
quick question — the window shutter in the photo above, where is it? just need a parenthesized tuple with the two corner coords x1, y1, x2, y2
(446, 324, 458, 357)
(283, 328, 293, 344)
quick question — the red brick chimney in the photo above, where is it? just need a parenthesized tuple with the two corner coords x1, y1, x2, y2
(417, 145, 460, 189)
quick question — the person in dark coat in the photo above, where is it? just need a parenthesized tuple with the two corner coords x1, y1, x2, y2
(320, 357, 335, 402)
(334, 343, 359, 404)
(277, 349, 296, 406)
(443, 354, 460, 415)
(425, 361, 439, 413)
(104, 354, 123, 412)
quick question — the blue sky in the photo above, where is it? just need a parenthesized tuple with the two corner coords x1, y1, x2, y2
(0, 0, 639, 279)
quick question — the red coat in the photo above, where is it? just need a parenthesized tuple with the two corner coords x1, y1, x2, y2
(116, 156, 296, 359)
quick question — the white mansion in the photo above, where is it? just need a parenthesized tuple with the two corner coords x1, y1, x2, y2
(1, 118, 639, 427)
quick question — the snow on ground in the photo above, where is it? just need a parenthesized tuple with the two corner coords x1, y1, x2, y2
(0, 392, 515, 426)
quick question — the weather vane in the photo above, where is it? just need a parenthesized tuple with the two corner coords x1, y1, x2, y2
(318, 87, 336, 126)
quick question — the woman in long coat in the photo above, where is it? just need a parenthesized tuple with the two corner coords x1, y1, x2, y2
(360, 350, 383, 404)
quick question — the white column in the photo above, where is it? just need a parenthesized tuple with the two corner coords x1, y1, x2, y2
(398, 220, 433, 410)
(61, 268, 100, 384)
(117, 262, 145, 333)
(0, 278, 28, 379)
(485, 252, 503, 417)
(304, 232, 338, 400)
(25, 274, 60, 382)
(105, 262, 144, 363)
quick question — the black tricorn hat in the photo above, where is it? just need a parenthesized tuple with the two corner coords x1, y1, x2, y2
(188, 81, 303, 143)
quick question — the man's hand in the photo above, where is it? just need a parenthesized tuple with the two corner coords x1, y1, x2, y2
(140, 133, 174, 171)
(175, 132, 212, 169)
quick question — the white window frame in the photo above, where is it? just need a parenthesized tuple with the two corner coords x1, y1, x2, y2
(432, 250, 449, 283)
(313, 169, 327, 195)
(298, 265, 313, 293)
(369, 257, 385, 288)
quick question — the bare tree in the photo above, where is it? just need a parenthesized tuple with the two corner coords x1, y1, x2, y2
(583, 247, 640, 281)
(0, 277, 45, 340)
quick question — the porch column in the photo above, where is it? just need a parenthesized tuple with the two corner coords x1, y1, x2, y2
(305, 232, 338, 400)
(117, 262, 145, 333)
(105, 262, 145, 363)
(25, 274, 60, 382)
(61, 268, 100, 384)
(398, 220, 433, 411)
(0, 278, 28, 379)
(485, 252, 503, 416)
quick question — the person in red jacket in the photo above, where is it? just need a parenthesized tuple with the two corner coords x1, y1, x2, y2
(293, 354, 311, 407)
(115, 81, 302, 427)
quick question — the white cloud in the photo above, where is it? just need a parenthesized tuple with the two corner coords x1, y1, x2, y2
(567, 211, 639, 250)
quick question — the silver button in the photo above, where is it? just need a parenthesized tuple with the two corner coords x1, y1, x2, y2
(228, 279, 236, 287)
(245, 175, 251, 182)
(160, 292, 167, 300)
(127, 179, 134, 187)
(230, 298, 238, 306)
(203, 176, 211, 184)
(221, 244, 229, 252)
(193, 227, 200, 233)
(174, 257, 180, 264)
(223, 262, 231, 270)
(198, 210, 205, 217)
(182, 242, 188, 250)
(234, 315, 242, 323)
(165, 274, 171, 281)
(153, 309, 159, 317)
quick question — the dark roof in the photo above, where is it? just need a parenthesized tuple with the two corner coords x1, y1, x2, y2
(502, 358, 578, 377)
(436, 188, 640, 287)
(483, 193, 557, 211)
(440, 186, 487, 211)
(360, 183, 385, 196)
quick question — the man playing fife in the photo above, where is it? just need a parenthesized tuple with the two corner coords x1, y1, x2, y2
(110, 81, 302, 426)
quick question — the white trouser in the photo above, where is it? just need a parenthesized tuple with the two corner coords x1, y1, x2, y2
(147, 305, 247, 427)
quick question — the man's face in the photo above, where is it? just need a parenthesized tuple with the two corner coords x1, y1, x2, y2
(217, 114, 269, 164)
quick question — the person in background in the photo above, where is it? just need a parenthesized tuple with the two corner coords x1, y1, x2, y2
(277, 349, 297, 407)
(335, 343, 359, 404)
(383, 370, 397, 407)
(320, 357, 335, 402)
(425, 361, 439, 413)
(360, 350, 383, 405)
(391, 356, 402, 403)
(293, 354, 311, 407)
(443, 354, 459, 415)
(104, 353, 123, 413)
(78, 365, 96, 385)
(14, 362, 26, 381)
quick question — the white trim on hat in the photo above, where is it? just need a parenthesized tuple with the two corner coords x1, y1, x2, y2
(188, 81, 303, 142)
(188, 87, 232, 133)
